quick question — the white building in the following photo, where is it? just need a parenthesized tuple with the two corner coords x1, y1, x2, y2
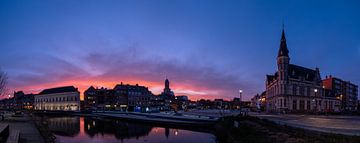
(265, 28, 340, 113)
(34, 86, 80, 111)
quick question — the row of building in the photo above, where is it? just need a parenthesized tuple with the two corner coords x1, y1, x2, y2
(251, 27, 359, 113)
(0, 78, 193, 112)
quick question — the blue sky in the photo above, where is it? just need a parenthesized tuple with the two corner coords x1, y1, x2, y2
(0, 0, 359, 100)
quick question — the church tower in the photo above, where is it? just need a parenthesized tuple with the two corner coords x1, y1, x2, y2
(277, 26, 290, 82)
(164, 78, 170, 93)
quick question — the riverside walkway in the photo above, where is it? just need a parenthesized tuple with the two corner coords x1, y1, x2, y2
(1, 112, 44, 143)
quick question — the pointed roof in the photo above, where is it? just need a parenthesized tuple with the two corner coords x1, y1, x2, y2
(278, 26, 289, 57)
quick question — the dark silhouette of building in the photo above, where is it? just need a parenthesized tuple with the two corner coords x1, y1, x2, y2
(161, 78, 175, 99)
(114, 83, 153, 112)
(84, 82, 153, 112)
(84, 86, 122, 110)
(14, 91, 34, 110)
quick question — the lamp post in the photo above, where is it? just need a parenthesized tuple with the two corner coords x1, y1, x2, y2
(314, 89, 318, 112)
(239, 90, 243, 109)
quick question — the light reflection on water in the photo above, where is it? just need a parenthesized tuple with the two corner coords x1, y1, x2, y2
(44, 116, 217, 143)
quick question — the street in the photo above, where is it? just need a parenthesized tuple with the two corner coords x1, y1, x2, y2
(250, 113, 360, 136)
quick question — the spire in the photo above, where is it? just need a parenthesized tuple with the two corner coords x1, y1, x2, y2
(278, 24, 289, 57)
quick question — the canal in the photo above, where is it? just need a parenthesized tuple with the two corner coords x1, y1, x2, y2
(41, 116, 218, 143)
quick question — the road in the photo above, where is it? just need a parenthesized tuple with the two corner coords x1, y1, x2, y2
(250, 113, 360, 136)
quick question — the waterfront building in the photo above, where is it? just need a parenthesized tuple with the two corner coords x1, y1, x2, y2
(113, 83, 153, 112)
(160, 78, 175, 99)
(84, 86, 125, 110)
(158, 78, 176, 110)
(214, 99, 224, 109)
(34, 86, 80, 111)
(13, 91, 34, 110)
(175, 95, 189, 110)
(196, 99, 214, 109)
(250, 92, 266, 111)
(265, 27, 339, 113)
(323, 75, 358, 112)
(84, 83, 154, 112)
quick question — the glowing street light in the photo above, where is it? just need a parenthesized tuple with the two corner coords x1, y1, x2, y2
(239, 90, 243, 109)
(239, 90, 243, 102)
(314, 89, 318, 111)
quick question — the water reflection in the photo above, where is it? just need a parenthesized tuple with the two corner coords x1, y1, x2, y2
(44, 116, 216, 143)
(84, 117, 152, 140)
(46, 117, 80, 137)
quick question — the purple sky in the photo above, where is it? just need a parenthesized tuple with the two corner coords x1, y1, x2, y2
(0, 0, 359, 100)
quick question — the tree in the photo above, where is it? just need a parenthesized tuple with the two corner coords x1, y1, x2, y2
(0, 69, 7, 97)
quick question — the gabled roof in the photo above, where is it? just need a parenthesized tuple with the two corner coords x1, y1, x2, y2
(288, 64, 317, 81)
(39, 86, 78, 95)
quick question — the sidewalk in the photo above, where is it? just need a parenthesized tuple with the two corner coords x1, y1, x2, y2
(2, 113, 44, 143)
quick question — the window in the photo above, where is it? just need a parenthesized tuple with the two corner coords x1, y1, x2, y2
(307, 87, 310, 96)
(284, 99, 287, 107)
(307, 101, 310, 110)
(293, 100, 297, 110)
(300, 86, 304, 96)
(299, 100, 305, 110)
(293, 85, 297, 95)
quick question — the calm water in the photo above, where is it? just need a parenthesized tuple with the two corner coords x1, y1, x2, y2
(43, 116, 217, 143)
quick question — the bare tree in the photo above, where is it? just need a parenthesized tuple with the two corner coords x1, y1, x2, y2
(0, 69, 7, 97)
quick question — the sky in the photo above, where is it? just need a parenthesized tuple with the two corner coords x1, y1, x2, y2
(0, 0, 359, 101)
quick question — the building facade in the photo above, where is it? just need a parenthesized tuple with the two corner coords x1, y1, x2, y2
(250, 91, 266, 111)
(113, 83, 153, 112)
(34, 86, 80, 111)
(323, 75, 358, 112)
(84, 86, 125, 111)
(14, 91, 34, 110)
(266, 28, 340, 113)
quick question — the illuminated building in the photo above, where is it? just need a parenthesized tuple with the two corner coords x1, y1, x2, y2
(114, 83, 153, 112)
(323, 75, 358, 112)
(84, 86, 123, 110)
(34, 86, 80, 111)
(265, 27, 340, 113)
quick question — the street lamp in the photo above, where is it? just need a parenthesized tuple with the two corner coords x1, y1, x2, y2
(239, 90, 243, 109)
(239, 90, 243, 102)
(314, 89, 318, 112)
